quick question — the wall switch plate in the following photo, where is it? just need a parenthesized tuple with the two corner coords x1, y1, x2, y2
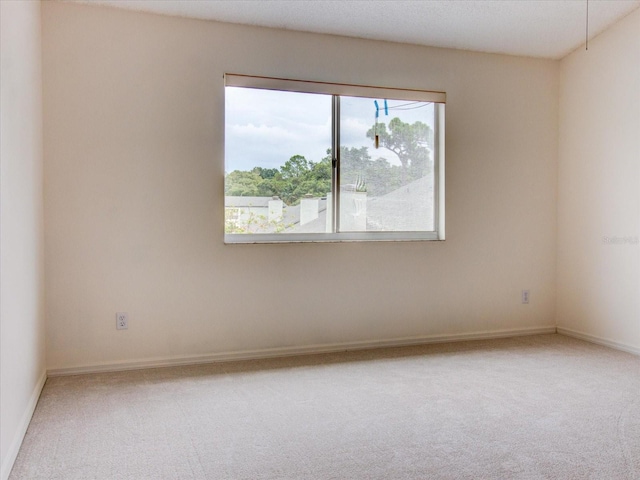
(116, 312, 128, 330)
(522, 290, 530, 304)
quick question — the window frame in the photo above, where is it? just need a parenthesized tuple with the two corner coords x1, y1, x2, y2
(224, 74, 446, 244)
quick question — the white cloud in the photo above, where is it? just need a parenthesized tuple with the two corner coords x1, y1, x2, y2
(225, 87, 332, 171)
(340, 116, 371, 147)
(224, 87, 434, 172)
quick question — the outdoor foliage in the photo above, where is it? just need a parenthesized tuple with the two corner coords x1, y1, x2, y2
(366, 118, 433, 183)
(225, 118, 433, 206)
(224, 209, 291, 234)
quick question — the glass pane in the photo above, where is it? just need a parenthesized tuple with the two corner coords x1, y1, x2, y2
(225, 87, 332, 234)
(339, 96, 436, 232)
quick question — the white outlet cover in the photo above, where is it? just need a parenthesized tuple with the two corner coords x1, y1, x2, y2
(116, 312, 128, 330)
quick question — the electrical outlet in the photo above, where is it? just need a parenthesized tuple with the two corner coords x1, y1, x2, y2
(116, 312, 128, 330)
(522, 290, 530, 304)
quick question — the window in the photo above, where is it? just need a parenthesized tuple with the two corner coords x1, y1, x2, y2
(224, 74, 445, 243)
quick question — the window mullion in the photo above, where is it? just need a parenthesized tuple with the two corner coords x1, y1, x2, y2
(332, 95, 341, 233)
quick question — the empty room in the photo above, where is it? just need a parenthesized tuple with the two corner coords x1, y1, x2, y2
(1, 0, 640, 478)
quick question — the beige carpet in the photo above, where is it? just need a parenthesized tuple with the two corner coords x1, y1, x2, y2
(9, 334, 640, 479)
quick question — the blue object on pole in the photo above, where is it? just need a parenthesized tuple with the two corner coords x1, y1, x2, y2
(384, 99, 388, 115)
(374, 100, 379, 118)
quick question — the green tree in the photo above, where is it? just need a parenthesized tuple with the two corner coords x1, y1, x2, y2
(340, 146, 404, 197)
(224, 170, 262, 196)
(366, 118, 433, 183)
(277, 155, 331, 205)
(280, 155, 311, 180)
(226, 154, 332, 206)
(252, 166, 278, 180)
(365, 157, 403, 195)
(340, 146, 370, 183)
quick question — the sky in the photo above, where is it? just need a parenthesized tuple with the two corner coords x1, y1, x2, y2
(225, 87, 435, 173)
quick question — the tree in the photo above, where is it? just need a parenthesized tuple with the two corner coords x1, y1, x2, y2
(271, 155, 331, 205)
(252, 167, 278, 180)
(364, 157, 403, 195)
(224, 170, 262, 196)
(340, 146, 370, 185)
(225, 155, 332, 206)
(280, 155, 311, 180)
(366, 118, 433, 183)
(339, 146, 404, 196)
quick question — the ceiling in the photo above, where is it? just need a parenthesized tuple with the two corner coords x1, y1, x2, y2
(75, 0, 640, 59)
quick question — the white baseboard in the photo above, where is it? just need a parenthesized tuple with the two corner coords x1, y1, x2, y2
(557, 327, 640, 356)
(1, 370, 47, 480)
(47, 326, 557, 377)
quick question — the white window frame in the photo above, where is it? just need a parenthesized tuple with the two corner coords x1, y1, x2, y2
(224, 74, 446, 244)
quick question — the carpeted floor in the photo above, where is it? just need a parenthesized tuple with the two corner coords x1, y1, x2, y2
(9, 334, 640, 479)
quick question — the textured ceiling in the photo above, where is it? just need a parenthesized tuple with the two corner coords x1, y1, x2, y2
(74, 0, 640, 59)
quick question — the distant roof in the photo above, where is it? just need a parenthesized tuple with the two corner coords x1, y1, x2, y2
(366, 175, 434, 231)
(225, 196, 329, 234)
(225, 196, 273, 208)
(225, 176, 434, 234)
(287, 200, 328, 234)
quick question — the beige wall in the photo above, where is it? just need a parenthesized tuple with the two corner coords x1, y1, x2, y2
(0, 1, 46, 478)
(557, 8, 640, 352)
(42, 2, 558, 372)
